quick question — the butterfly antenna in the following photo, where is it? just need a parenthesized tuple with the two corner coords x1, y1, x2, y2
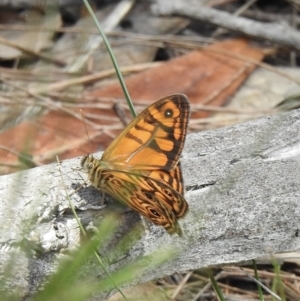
(80, 109, 92, 152)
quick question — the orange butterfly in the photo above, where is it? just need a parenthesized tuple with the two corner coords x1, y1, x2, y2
(81, 94, 190, 236)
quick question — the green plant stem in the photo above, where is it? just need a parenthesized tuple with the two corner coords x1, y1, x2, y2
(57, 156, 128, 301)
(82, 0, 136, 118)
(207, 269, 226, 301)
(253, 260, 264, 301)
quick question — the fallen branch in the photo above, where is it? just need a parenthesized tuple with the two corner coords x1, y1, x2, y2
(1, 108, 300, 299)
(152, 0, 300, 49)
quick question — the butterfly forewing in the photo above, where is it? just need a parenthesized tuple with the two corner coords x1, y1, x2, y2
(101, 94, 190, 172)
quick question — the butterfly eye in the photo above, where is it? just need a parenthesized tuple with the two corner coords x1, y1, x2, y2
(87, 162, 93, 170)
(164, 108, 173, 118)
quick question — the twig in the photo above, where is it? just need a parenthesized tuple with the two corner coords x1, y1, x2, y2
(30, 62, 161, 94)
(152, 0, 300, 50)
(66, 0, 136, 72)
(0, 36, 65, 67)
(212, 0, 259, 37)
(241, 9, 300, 26)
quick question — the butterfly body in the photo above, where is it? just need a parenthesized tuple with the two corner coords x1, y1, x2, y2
(81, 94, 190, 236)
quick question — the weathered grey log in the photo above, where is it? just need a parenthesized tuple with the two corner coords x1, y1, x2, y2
(1, 108, 300, 300)
(152, 0, 300, 50)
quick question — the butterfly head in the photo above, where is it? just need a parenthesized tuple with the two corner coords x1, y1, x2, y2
(81, 154, 96, 172)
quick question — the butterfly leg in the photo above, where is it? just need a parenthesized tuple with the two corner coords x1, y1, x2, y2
(100, 191, 106, 206)
(69, 181, 88, 197)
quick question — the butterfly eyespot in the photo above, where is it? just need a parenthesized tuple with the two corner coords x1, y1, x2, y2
(143, 191, 154, 200)
(164, 108, 173, 118)
(163, 189, 172, 197)
(150, 209, 160, 217)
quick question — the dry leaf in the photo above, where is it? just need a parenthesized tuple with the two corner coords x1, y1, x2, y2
(0, 39, 264, 174)
(0, 6, 61, 60)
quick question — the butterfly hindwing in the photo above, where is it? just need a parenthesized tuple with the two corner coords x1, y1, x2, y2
(147, 163, 187, 217)
(100, 169, 183, 235)
(82, 155, 188, 220)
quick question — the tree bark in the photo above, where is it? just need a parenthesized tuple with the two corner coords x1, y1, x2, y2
(1, 109, 300, 300)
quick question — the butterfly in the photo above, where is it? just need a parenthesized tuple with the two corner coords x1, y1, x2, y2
(81, 94, 190, 236)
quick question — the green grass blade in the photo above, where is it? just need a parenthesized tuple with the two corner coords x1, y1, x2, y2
(82, 0, 137, 118)
(253, 260, 264, 301)
(272, 261, 286, 301)
(56, 157, 129, 301)
(207, 269, 226, 301)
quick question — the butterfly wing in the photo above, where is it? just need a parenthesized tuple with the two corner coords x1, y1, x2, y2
(100, 169, 184, 235)
(147, 163, 187, 217)
(82, 155, 188, 219)
(101, 94, 190, 172)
